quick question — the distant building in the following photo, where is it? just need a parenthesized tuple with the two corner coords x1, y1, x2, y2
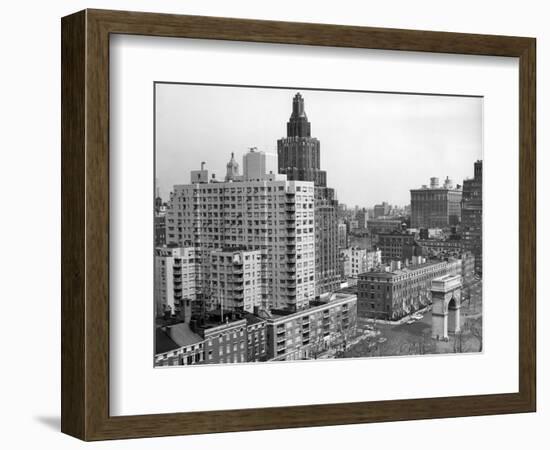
(154, 247, 200, 318)
(155, 212, 166, 247)
(243, 147, 267, 181)
(373, 202, 390, 218)
(340, 247, 367, 279)
(367, 218, 402, 235)
(357, 257, 462, 320)
(155, 196, 167, 246)
(337, 222, 348, 249)
(461, 160, 483, 275)
(265, 293, 357, 361)
(410, 176, 462, 228)
(416, 238, 464, 258)
(366, 249, 383, 271)
(340, 248, 382, 279)
(356, 209, 368, 229)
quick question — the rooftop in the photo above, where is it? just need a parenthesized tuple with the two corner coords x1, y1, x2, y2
(161, 322, 203, 349)
(155, 327, 182, 354)
(268, 293, 357, 320)
(362, 259, 456, 278)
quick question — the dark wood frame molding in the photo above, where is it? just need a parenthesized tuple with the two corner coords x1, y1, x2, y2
(61, 9, 536, 441)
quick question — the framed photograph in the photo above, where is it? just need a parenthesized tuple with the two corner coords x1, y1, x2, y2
(61, 9, 536, 441)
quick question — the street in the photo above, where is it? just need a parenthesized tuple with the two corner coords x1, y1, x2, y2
(344, 280, 483, 358)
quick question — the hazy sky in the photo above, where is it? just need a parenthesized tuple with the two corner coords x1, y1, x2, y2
(155, 83, 482, 207)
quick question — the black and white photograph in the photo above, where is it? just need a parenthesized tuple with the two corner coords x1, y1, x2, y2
(154, 83, 483, 367)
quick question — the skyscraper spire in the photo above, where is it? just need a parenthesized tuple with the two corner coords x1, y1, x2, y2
(278, 92, 324, 186)
(225, 152, 240, 181)
(286, 93, 311, 138)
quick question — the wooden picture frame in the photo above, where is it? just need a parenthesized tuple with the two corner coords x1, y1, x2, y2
(61, 9, 536, 441)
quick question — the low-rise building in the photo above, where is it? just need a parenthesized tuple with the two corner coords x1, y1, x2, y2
(265, 292, 357, 361)
(357, 257, 462, 320)
(154, 322, 205, 366)
(373, 202, 391, 218)
(154, 309, 268, 366)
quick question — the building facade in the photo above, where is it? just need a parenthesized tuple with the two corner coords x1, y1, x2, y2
(356, 209, 368, 229)
(277, 92, 340, 297)
(337, 222, 348, 249)
(373, 202, 390, 218)
(154, 247, 200, 318)
(155, 312, 268, 366)
(377, 232, 416, 263)
(165, 164, 316, 311)
(339, 247, 381, 279)
(207, 248, 263, 313)
(461, 160, 483, 275)
(340, 247, 367, 279)
(357, 257, 462, 320)
(265, 293, 357, 361)
(416, 238, 464, 258)
(367, 218, 402, 235)
(410, 176, 462, 228)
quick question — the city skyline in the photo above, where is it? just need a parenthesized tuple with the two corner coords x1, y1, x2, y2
(155, 83, 482, 206)
(154, 85, 483, 367)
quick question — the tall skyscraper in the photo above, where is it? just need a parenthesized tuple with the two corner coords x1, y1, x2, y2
(461, 160, 482, 275)
(277, 93, 340, 297)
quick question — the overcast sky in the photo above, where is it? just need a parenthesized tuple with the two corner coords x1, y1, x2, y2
(155, 83, 482, 207)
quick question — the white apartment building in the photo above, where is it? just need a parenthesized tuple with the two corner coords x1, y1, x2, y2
(165, 158, 316, 311)
(340, 247, 366, 278)
(207, 248, 263, 313)
(154, 247, 200, 317)
(366, 249, 382, 271)
(340, 248, 382, 279)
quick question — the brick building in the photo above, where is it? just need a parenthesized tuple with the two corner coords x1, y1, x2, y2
(357, 257, 462, 320)
(461, 160, 483, 275)
(377, 232, 416, 263)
